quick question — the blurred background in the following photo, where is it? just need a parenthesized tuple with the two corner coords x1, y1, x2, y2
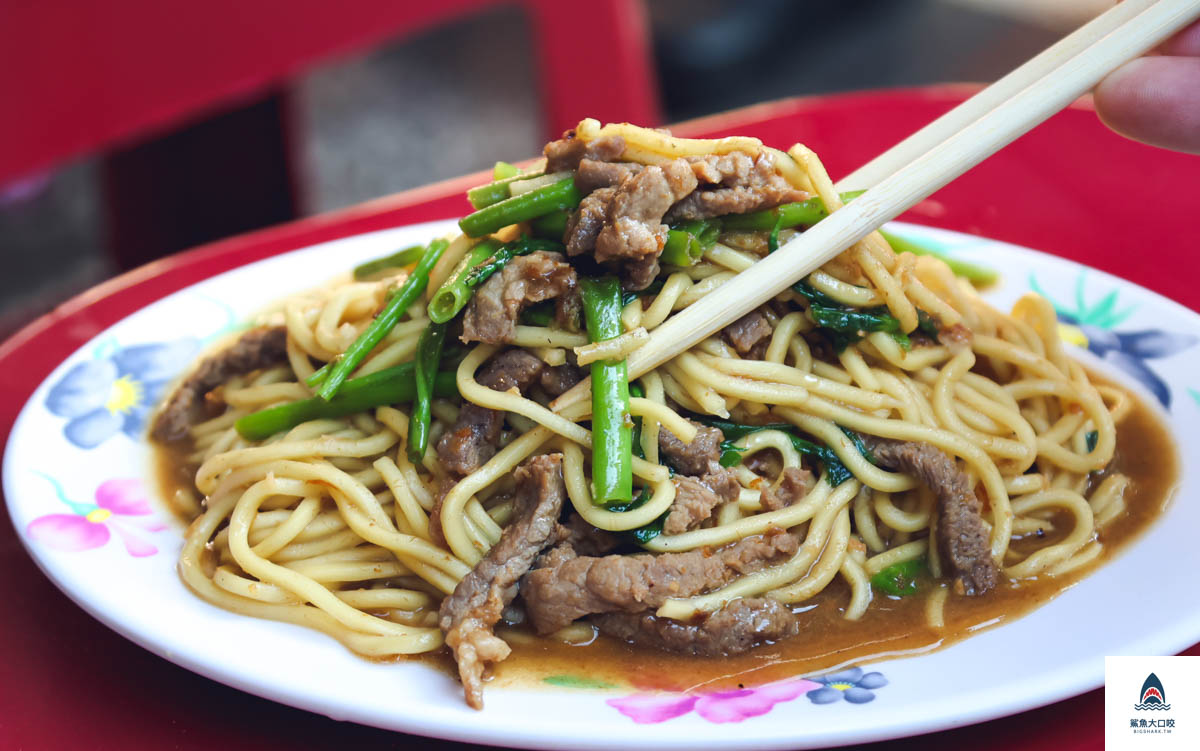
(0, 0, 1110, 341)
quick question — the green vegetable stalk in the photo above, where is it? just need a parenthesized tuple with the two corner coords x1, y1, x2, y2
(426, 239, 502, 324)
(465, 163, 546, 210)
(407, 321, 448, 463)
(352, 245, 425, 280)
(581, 277, 633, 505)
(529, 209, 569, 240)
(493, 161, 521, 180)
(236, 363, 457, 441)
(870, 557, 926, 596)
(661, 219, 721, 267)
(311, 238, 449, 400)
(459, 176, 581, 237)
(879, 230, 998, 286)
(720, 190, 866, 232)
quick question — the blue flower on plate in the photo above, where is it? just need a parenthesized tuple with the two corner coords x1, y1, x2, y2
(805, 668, 888, 704)
(1060, 321, 1196, 408)
(1031, 273, 1196, 408)
(45, 338, 200, 448)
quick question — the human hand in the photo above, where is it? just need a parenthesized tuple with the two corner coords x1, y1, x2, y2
(1093, 19, 1200, 154)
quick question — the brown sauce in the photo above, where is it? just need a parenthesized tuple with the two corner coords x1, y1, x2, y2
(152, 376, 1179, 693)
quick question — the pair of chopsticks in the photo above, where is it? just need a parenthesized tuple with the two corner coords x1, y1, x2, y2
(552, 0, 1200, 414)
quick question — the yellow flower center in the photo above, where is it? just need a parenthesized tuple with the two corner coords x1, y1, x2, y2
(86, 508, 112, 524)
(105, 375, 143, 415)
(1056, 323, 1089, 349)
(830, 682, 854, 691)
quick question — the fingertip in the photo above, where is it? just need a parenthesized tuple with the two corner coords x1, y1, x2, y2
(1094, 56, 1200, 155)
(1158, 18, 1200, 57)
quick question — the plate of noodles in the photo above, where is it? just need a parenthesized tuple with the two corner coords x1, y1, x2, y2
(4, 120, 1199, 750)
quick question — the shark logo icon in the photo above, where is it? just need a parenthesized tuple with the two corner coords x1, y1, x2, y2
(1134, 673, 1171, 711)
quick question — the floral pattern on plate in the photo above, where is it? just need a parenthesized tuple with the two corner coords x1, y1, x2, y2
(25, 475, 166, 556)
(1031, 271, 1197, 408)
(604, 668, 888, 724)
(44, 338, 200, 449)
(805, 668, 889, 704)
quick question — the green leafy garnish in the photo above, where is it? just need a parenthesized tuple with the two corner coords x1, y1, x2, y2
(871, 557, 926, 597)
(689, 416, 870, 486)
(605, 488, 666, 545)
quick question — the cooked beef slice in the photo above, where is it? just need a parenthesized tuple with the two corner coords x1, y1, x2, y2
(438, 453, 567, 709)
(658, 420, 725, 477)
(722, 309, 773, 357)
(575, 158, 641, 194)
(863, 437, 1000, 595)
(592, 597, 799, 656)
(435, 350, 545, 476)
(759, 467, 814, 511)
(666, 151, 808, 222)
(538, 362, 584, 397)
(565, 186, 614, 257)
(560, 513, 622, 556)
(462, 251, 577, 345)
(152, 326, 288, 442)
(664, 469, 741, 535)
(565, 159, 697, 291)
(593, 160, 698, 290)
(543, 132, 625, 172)
(520, 527, 798, 634)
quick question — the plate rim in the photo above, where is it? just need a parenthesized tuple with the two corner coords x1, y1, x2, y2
(5, 218, 1199, 750)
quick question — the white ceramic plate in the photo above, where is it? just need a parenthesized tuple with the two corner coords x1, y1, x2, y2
(5, 220, 1199, 750)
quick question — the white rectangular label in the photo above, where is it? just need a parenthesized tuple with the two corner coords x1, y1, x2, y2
(1106, 656, 1200, 750)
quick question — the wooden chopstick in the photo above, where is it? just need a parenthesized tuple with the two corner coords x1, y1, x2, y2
(836, 0, 1159, 192)
(552, 0, 1200, 414)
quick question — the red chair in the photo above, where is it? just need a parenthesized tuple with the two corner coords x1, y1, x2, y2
(0, 0, 660, 266)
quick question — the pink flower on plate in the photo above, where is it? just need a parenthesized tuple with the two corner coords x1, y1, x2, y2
(26, 474, 166, 557)
(608, 677, 820, 724)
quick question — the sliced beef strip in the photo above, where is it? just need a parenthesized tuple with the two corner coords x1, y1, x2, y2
(554, 282, 583, 333)
(538, 362, 584, 397)
(152, 326, 288, 442)
(520, 527, 798, 634)
(759, 467, 814, 511)
(594, 160, 698, 291)
(462, 251, 578, 345)
(575, 158, 642, 194)
(565, 186, 614, 257)
(427, 477, 457, 549)
(543, 132, 626, 172)
(722, 309, 773, 358)
(658, 420, 725, 477)
(665, 151, 809, 222)
(862, 437, 1000, 595)
(744, 449, 783, 481)
(435, 350, 545, 476)
(564, 159, 699, 291)
(592, 597, 799, 656)
(664, 469, 741, 535)
(439, 453, 568, 710)
(560, 513, 621, 556)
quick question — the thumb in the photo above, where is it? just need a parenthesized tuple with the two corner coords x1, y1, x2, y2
(1093, 55, 1200, 155)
